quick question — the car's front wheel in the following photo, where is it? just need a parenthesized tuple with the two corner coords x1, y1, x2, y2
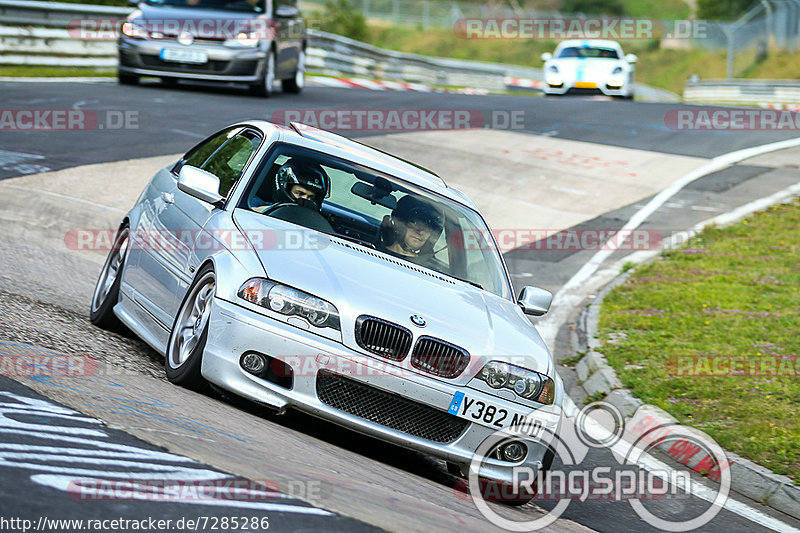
(165, 266, 215, 390)
(282, 49, 305, 94)
(250, 51, 276, 97)
(118, 72, 139, 86)
(90, 225, 129, 330)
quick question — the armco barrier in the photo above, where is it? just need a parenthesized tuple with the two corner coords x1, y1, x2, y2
(0, 0, 537, 90)
(684, 79, 800, 105)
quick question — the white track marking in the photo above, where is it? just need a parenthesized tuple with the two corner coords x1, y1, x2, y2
(536, 136, 800, 346)
(564, 397, 800, 533)
(2, 184, 127, 214)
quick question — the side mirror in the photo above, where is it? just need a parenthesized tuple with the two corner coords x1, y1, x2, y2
(517, 286, 552, 316)
(541, 52, 553, 61)
(625, 53, 638, 64)
(178, 165, 224, 207)
(274, 5, 299, 17)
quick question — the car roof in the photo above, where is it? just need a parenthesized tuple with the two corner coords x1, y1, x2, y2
(556, 39, 622, 50)
(244, 120, 480, 211)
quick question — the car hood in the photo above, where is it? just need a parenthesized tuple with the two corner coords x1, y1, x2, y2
(549, 58, 627, 80)
(234, 210, 552, 382)
(135, 3, 262, 37)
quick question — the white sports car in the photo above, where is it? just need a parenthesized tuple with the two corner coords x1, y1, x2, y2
(541, 39, 637, 98)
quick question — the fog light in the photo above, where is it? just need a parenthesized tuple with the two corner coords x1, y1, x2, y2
(241, 352, 266, 374)
(502, 441, 527, 462)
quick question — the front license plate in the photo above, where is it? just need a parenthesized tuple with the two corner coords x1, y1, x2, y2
(160, 48, 208, 64)
(448, 391, 550, 436)
(575, 81, 597, 88)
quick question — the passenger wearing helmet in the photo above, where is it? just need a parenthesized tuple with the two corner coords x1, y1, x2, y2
(379, 195, 444, 264)
(274, 159, 330, 210)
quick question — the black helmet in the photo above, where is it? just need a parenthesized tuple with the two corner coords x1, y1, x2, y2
(274, 159, 330, 209)
(381, 195, 445, 253)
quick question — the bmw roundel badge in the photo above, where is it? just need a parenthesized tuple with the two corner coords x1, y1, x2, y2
(410, 314, 426, 327)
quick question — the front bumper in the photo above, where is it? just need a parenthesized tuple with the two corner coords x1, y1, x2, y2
(203, 297, 563, 483)
(118, 37, 266, 82)
(544, 79, 631, 97)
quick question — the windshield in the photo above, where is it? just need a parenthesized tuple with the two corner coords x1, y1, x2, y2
(145, 0, 264, 13)
(557, 46, 619, 59)
(238, 143, 512, 299)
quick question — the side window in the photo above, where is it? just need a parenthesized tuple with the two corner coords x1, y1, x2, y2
(182, 128, 239, 170)
(201, 131, 262, 197)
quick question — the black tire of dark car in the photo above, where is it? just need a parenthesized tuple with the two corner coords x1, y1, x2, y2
(118, 72, 139, 85)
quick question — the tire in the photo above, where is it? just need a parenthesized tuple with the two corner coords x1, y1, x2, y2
(250, 50, 276, 97)
(165, 266, 215, 390)
(281, 49, 305, 94)
(477, 478, 535, 506)
(161, 77, 179, 88)
(118, 72, 139, 86)
(90, 225, 129, 330)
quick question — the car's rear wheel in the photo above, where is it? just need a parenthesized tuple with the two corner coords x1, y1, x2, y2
(90, 225, 129, 330)
(250, 50, 276, 97)
(282, 49, 305, 94)
(165, 266, 215, 390)
(118, 72, 139, 85)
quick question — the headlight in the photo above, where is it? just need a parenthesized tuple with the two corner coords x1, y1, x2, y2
(478, 361, 555, 404)
(612, 66, 623, 74)
(224, 32, 260, 47)
(121, 21, 148, 39)
(548, 65, 559, 73)
(238, 278, 340, 331)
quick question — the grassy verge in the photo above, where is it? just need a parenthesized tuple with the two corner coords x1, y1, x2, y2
(0, 66, 115, 77)
(598, 199, 800, 481)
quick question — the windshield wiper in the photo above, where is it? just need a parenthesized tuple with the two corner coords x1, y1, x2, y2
(447, 274, 483, 290)
(325, 232, 377, 250)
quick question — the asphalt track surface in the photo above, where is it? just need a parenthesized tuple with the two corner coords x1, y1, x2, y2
(1, 79, 800, 533)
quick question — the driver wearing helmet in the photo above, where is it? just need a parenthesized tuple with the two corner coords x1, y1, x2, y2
(273, 159, 330, 210)
(379, 195, 444, 265)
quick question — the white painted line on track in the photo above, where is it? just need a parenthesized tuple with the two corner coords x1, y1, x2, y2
(536, 136, 800, 346)
(2, 184, 127, 214)
(0, 77, 115, 83)
(564, 397, 800, 533)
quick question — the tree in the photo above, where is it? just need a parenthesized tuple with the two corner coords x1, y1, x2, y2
(562, 0, 625, 15)
(696, 0, 755, 20)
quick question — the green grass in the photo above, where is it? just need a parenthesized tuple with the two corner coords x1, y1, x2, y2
(598, 200, 800, 482)
(0, 66, 115, 77)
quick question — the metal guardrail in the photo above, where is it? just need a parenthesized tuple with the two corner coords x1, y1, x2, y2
(0, 0, 537, 90)
(684, 79, 800, 105)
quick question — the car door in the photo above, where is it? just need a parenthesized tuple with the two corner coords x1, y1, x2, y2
(174, 128, 264, 303)
(132, 127, 244, 331)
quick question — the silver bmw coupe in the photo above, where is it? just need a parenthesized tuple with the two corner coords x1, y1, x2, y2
(90, 121, 563, 495)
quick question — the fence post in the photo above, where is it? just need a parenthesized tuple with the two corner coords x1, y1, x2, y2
(422, 0, 429, 28)
(724, 26, 734, 79)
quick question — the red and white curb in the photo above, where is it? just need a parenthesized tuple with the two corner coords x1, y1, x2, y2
(307, 76, 491, 95)
(504, 77, 544, 90)
(759, 103, 800, 111)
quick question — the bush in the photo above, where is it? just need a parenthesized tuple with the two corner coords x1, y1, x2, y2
(696, 0, 754, 20)
(316, 0, 368, 41)
(562, 0, 625, 15)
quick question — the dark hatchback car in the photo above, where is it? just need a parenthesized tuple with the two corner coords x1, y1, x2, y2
(118, 0, 305, 96)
